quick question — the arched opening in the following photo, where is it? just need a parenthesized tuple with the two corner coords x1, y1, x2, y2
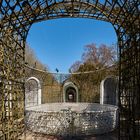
(66, 87, 76, 102)
(27, 18, 117, 73)
(26, 17, 117, 105)
(63, 82, 79, 102)
(100, 76, 118, 106)
(25, 77, 41, 107)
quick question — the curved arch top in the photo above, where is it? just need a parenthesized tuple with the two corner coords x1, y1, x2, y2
(26, 76, 41, 89)
(1, 0, 138, 30)
(0, 0, 139, 41)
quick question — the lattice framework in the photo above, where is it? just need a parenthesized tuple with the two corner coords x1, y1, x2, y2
(0, 0, 139, 139)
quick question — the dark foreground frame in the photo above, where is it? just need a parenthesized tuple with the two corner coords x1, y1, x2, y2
(0, 0, 139, 139)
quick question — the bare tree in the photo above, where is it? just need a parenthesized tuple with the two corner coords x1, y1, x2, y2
(25, 44, 48, 70)
(69, 61, 82, 73)
(69, 43, 117, 73)
(82, 43, 117, 67)
(69, 43, 118, 103)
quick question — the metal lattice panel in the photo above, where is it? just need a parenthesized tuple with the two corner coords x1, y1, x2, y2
(0, 0, 139, 139)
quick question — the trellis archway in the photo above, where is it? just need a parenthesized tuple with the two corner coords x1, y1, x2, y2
(0, 0, 139, 139)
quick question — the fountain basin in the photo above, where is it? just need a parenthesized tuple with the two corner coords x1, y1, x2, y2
(25, 103, 118, 136)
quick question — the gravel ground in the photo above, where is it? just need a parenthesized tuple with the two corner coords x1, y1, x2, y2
(19, 130, 118, 140)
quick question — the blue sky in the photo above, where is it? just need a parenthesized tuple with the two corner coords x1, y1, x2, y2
(27, 18, 117, 73)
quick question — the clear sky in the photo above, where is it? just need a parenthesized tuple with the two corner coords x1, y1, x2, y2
(27, 18, 117, 73)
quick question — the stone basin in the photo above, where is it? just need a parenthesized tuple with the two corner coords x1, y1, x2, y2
(25, 103, 118, 136)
